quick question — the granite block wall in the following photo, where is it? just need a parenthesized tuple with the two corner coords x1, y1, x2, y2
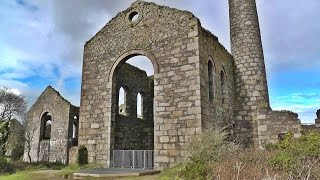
(79, 1, 206, 169)
(114, 114, 153, 150)
(198, 27, 235, 133)
(257, 110, 301, 147)
(229, 0, 270, 147)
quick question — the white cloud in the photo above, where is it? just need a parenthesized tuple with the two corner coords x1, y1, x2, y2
(9, 88, 22, 96)
(271, 92, 320, 123)
(126, 56, 154, 76)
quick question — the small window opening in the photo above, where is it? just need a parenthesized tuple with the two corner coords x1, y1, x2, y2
(137, 92, 143, 119)
(221, 70, 226, 104)
(208, 61, 214, 100)
(72, 123, 77, 139)
(72, 122, 78, 146)
(129, 11, 139, 22)
(118, 87, 126, 115)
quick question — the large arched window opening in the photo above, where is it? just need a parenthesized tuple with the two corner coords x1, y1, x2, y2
(111, 54, 155, 168)
(208, 60, 215, 100)
(40, 112, 52, 140)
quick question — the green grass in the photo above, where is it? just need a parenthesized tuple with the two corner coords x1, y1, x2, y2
(116, 166, 180, 180)
(0, 170, 41, 180)
(57, 164, 103, 176)
(158, 165, 180, 180)
(0, 161, 179, 180)
(0, 163, 103, 180)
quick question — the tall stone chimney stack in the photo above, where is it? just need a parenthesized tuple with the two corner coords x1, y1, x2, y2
(229, 0, 270, 146)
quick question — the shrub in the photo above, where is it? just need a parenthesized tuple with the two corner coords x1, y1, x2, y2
(268, 151, 295, 171)
(267, 131, 320, 179)
(179, 128, 237, 179)
(186, 128, 237, 163)
(182, 158, 207, 180)
(208, 149, 283, 179)
(0, 156, 14, 174)
(77, 145, 88, 165)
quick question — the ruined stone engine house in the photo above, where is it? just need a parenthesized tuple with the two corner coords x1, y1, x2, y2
(24, 0, 302, 170)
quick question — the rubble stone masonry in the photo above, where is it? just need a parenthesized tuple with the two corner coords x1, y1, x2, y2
(23, 86, 79, 164)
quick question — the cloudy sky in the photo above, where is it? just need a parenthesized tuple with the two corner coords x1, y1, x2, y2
(0, 0, 319, 123)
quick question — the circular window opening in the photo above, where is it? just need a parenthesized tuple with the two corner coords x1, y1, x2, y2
(129, 11, 139, 22)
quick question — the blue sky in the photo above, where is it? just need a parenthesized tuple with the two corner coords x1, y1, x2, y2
(0, 0, 319, 123)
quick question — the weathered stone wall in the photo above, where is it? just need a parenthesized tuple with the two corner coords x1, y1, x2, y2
(38, 139, 50, 161)
(79, 1, 203, 169)
(198, 27, 235, 131)
(301, 124, 318, 133)
(23, 86, 79, 164)
(114, 114, 153, 150)
(257, 110, 301, 147)
(315, 109, 320, 128)
(229, 0, 271, 147)
(115, 63, 153, 121)
(301, 109, 320, 132)
(68, 146, 78, 164)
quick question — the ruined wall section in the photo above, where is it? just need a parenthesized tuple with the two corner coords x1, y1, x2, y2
(198, 27, 235, 132)
(114, 115, 153, 150)
(257, 110, 301, 147)
(116, 63, 153, 120)
(5, 120, 24, 158)
(113, 63, 154, 151)
(315, 109, 320, 127)
(23, 86, 71, 164)
(302, 109, 320, 132)
(80, 1, 202, 169)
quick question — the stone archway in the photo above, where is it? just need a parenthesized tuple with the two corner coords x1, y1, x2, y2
(109, 52, 156, 168)
(108, 49, 159, 82)
(38, 111, 52, 162)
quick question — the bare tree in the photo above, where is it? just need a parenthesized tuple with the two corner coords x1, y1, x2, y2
(24, 122, 36, 163)
(0, 87, 27, 121)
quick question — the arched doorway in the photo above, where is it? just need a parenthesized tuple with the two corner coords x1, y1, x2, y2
(39, 112, 52, 161)
(40, 112, 52, 140)
(111, 55, 155, 169)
